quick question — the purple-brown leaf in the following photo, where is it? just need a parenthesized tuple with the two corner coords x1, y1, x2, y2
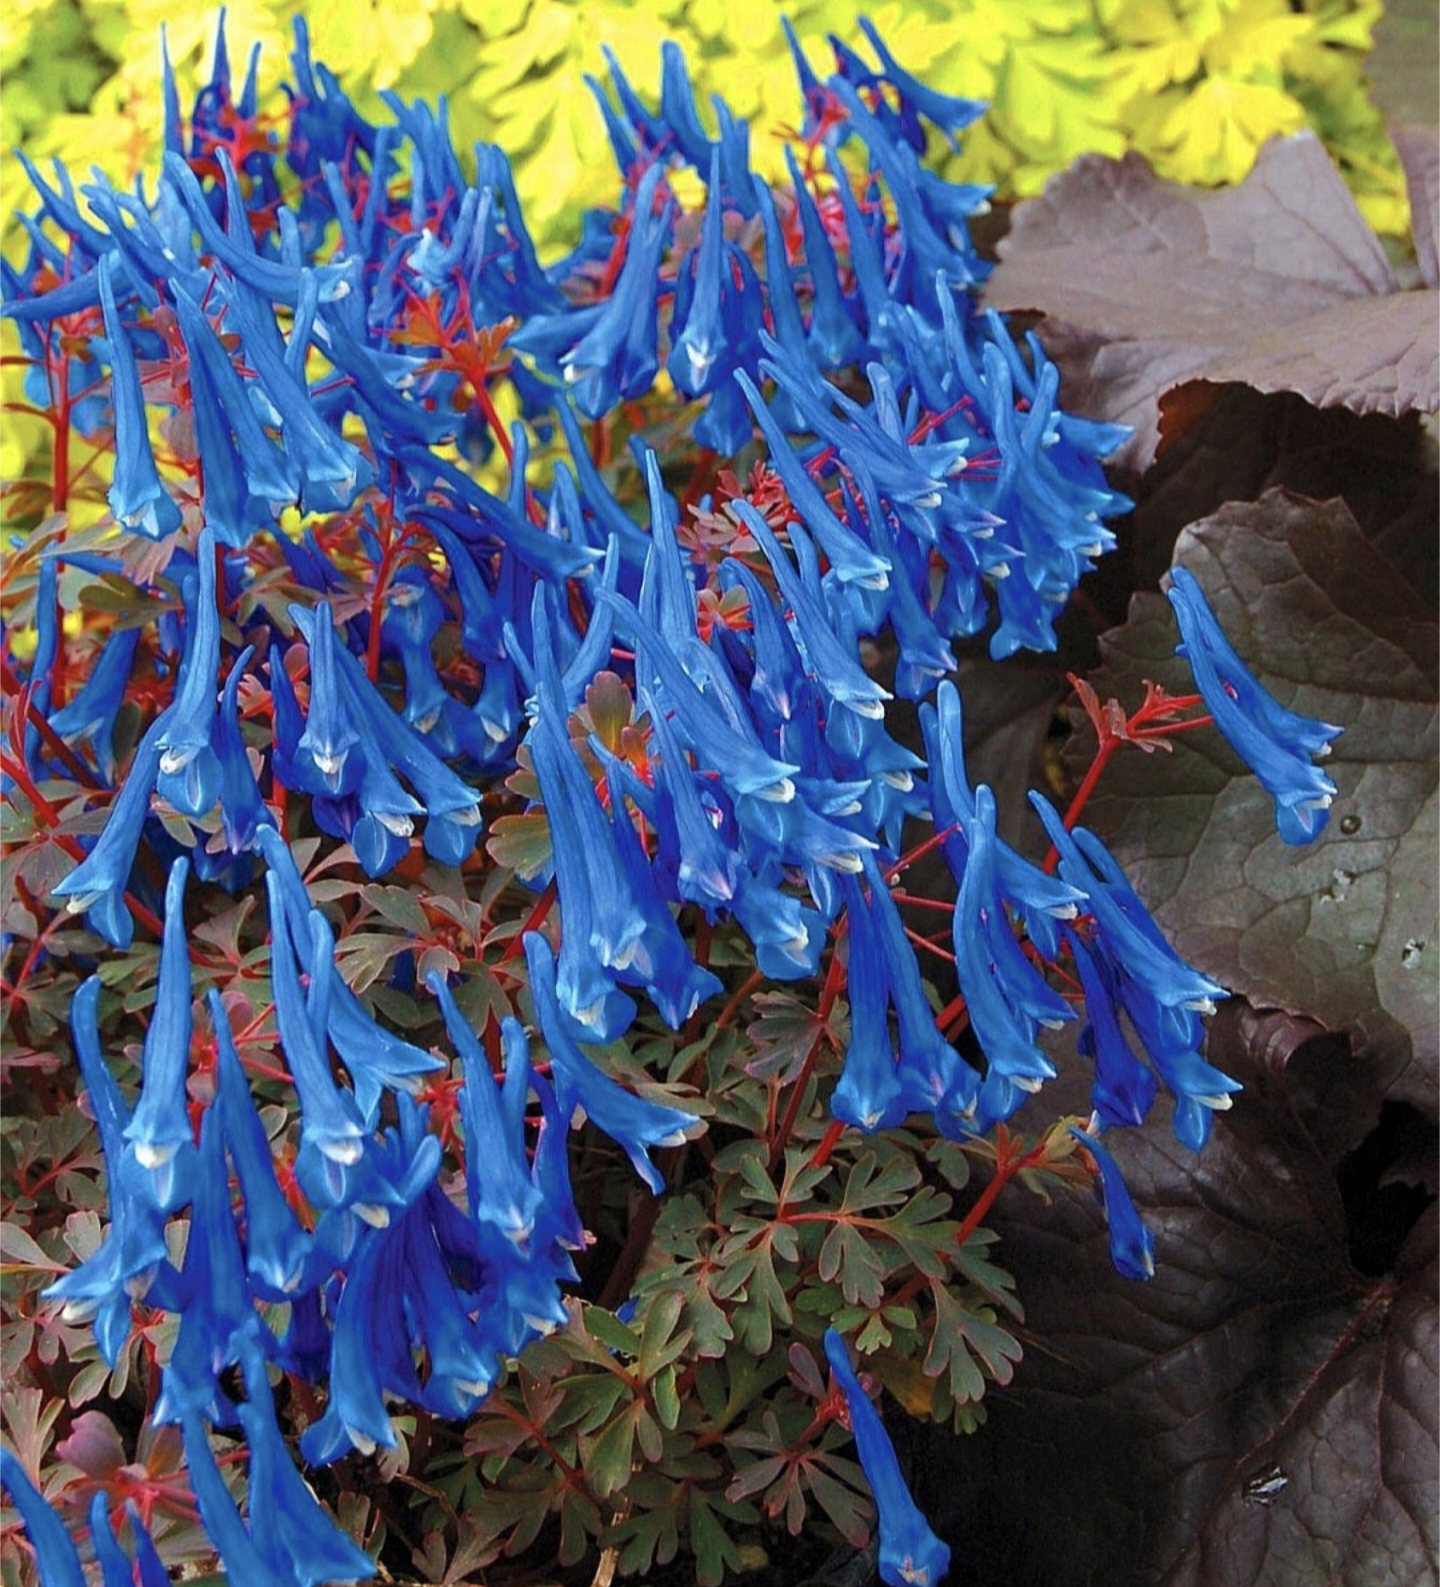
(1068, 491, 1438, 1116)
(985, 134, 1438, 468)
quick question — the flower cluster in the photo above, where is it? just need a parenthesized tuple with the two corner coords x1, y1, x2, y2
(2, 14, 1341, 1582)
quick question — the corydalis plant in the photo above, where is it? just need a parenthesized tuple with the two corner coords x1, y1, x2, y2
(0, 14, 1339, 1587)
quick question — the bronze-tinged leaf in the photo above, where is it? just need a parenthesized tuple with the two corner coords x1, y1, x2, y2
(985, 134, 1438, 469)
(1392, 128, 1440, 288)
(932, 1030, 1438, 1587)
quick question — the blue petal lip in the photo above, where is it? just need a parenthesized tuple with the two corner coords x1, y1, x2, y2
(823, 1329, 952, 1586)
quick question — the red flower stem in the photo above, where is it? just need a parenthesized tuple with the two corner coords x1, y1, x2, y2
(0, 661, 103, 788)
(716, 969, 765, 1029)
(51, 347, 71, 512)
(768, 928, 846, 1168)
(952, 1138, 1052, 1251)
(495, 877, 557, 967)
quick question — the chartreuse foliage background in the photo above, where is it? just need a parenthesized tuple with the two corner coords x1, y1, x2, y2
(0, 0, 1413, 516)
(0, 0, 1411, 242)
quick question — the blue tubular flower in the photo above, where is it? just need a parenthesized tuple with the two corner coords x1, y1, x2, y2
(550, 397, 653, 566)
(172, 286, 297, 548)
(288, 602, 482, 871)
(604, 592, 801, 804)
(97, 256, 182, 540)
(528, 1067, 587, 1254)
(524, 932, 699, 1195)
(1166, 566, 1340, 843)
(825, 148, 895, 347)
(43, 978, 169, 1364)
(124, 857, 198, 1203)
(832, 879, 907, 1132)
(1065, 934, 1159, 1130)
(524, 676, 641, 1037)
(301, 1130, 443, 1463)
(1067, 1127, 1155, 1281)
(731, 502, 890, 721)
(180, 1411, 293, 1587)
(644, 689, 742, 910)
(753, 175, 812, 382)
(127, 1504, 170, 1587)
(162, 149, 355, 308)
(950, 787, 1071, 1100)
(783, 146, 865, 370)
(822, 1330, 951, 1587)
(853, 17, 986, 149)
(214, 646, 272, 853)
(153, 1102, 264, 1428)
(922, 682, 1082, 930)
(657, 38, 713, 166)
(559, 162, 671, 417)
(49, 627, 140, 784)
(266, 873, 367, 1174)
(217, 277, 366, 511)
(254, 826, 442, 1116)
(859, 851, 976, 1125)
(210, 990, 311, 1296)
(156, 528, 222, 818)
(668, 146, 729, 398)
(0, 1447, 86, 1587)
(236, 1355, 376, 1587)
(293, 602, 359, 795)
(383, 571, 448, 733)
(735, 369, 891, 590)
(1029, 795, 1226, 1015)
(90, 1492, 139, 1587)
(429, 975, 541, 1245)
(604, 768, 724, 1026)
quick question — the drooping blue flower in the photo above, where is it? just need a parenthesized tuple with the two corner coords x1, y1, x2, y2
(265, 873, 368, 1179)
(155, 527, 223, 818)
(48, 627, 140, 784)
(90, 1492, 143, 1587)
(97, 256, 184, 541)
(429, 975, 542, 1246)
(949, 786, 1065, 1100)
(822, 1329, 951, 1587)
(0, 1447, 86, 1587)
(734, 368, 892, 591)
(524, 932, 699, 1195)
(848, 16, 987, 151)
(782, 144, 866, 371)
(180, 1410, 295, 1587)
(254, 826, 443, 1115)
(730, 500, 890, 721)
(299, 1122, 445, 1464)
(51, 709, 167, 951)
(556, 162, 672, 418)
(235, 1352, 376, 1587)
(152, 1099, 267, 1428)
(1065, 933, 1159, 1131)
(42, 977, 172, 1365)
(1029, 795, 1226, 1016)
(124, 856, 199, 1205)
(210, 989, 311, 1296)
(1167, 565, 1341, 844)
(831, 878, 907, 1133)
(288, 601, 483, 873)
(1067, 1126, 1155, 1281)
(213, 645, 273, 853)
